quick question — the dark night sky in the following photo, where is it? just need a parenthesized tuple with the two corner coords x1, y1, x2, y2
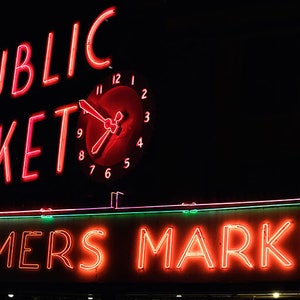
(0, 1, 300, 209)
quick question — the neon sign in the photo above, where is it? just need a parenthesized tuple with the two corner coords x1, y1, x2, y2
(0, 204, 299, 284)
(0, 6, 116, 186)
(1, 6, 116, 98)
(137, 221, 293, 271)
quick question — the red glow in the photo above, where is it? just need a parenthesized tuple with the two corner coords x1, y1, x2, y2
(19, 231, 43, 270)
(0, 102, 79, 184)
(177, 227, 214, 269)
(0, 228, 109, 274)
(85, 6, 116, 69)
(46, 230, 74, 270)
(221, 224, 253, 268)
(261, 220, 293, 268)
(54, 104, 79, 174)
(79, 229, 106, 271)
(137, 227, 173, 270)
(42, 32, 60, 87)
(0, 5, 119, 185)
(0, 210, 296, 283)
(135, 220, 296, 273)
(67, 22, 80, 78)
(0, 120, 17, 184)
(0, 231, 15, 268)
(0, 49, 8, 94)
(0, 6, 115, 98)
(21, 112, 46, 182)
(11, 42, 34, 98)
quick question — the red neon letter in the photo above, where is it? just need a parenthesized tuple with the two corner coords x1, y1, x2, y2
(68, 22, 80, 78)
(0, 231, 16, 268)
(137, 227, 173, 270)
(0, 121, 17, 184)
(22, 112, 46, 182)
(42, 31, 60, 87)
(85, 6, 116, 69)
(221, 224, 253, 269)
(261, 221, 293, 268)
(176, 227, 214, 269)
(0, 49, 8, 95)
(79, 229, 106, 271)
(19, 231, 43, 270)
(47, 230, 74, 269)
(54, 104, 78, 174)
(11, 42, 34, 98)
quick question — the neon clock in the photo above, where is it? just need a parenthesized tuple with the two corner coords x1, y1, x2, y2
(75, 70, 155, 182)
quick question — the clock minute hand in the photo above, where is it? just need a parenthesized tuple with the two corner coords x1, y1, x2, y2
(91, 111, 124, 155)
(91, 129, 111, 155)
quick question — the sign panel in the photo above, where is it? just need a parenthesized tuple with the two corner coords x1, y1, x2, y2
(0, 2, 163, 209)
(0, 2, 300, 210)
(0, 204, 299, 284)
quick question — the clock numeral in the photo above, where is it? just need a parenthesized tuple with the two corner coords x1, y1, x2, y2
(89, 164, 96, 175)
(76, 128, 84, 138)
(144, 111, 150, 123)
(105, 168, 112, 179)
(131, 75, 135, 86)
(123, 157, 130, 169)
(141, 88, 147, 100)
(136, 137, 143, 149)
(112, 73, 121, 85)
(96, 84, 103, 95)
(78, 150, 85, 161)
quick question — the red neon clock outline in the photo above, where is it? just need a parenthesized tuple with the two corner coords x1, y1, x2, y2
(76, 70, 155, 182)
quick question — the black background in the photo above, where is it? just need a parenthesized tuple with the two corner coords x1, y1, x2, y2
(0, 1, 300, 210)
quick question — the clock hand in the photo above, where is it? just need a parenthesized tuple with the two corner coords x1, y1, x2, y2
(91, 111, 124, 155)
(91, 129, 111, 155)
(79, 99, 123, 133)
(78, 99, 107, 124)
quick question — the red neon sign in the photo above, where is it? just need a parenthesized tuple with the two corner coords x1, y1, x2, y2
(136, 220, 293, 272)
(5, 6, 116, 98)
(0, 6, 117, 186)
(0, 206, 297, 284)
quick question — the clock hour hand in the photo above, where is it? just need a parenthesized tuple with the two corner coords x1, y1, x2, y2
(79, 99, 123, 133)
(91, 111, 124, 155)
(78, 99, 107, 124)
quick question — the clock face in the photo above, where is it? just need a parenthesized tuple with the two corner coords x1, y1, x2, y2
(75, 70, 155, 182)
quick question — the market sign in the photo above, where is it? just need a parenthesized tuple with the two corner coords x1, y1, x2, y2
(0, 6, 116, 184)
(0, 202, 299, 284)
(0, 3, 156, 209)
